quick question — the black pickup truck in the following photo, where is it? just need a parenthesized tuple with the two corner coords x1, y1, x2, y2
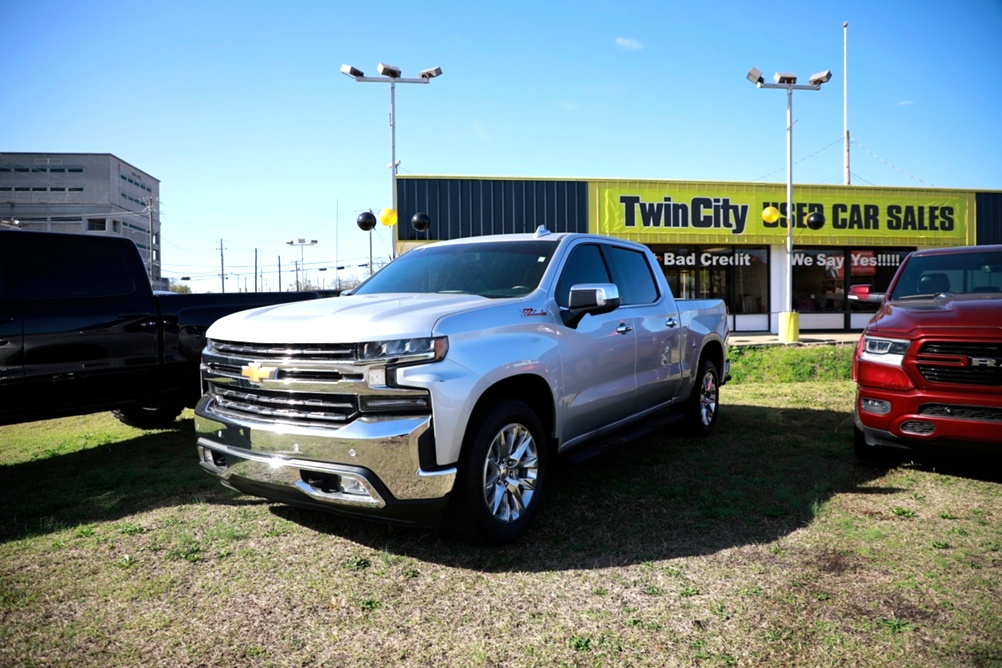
(0, 228, 321, 428)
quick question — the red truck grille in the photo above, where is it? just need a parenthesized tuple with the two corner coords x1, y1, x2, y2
(916, 342, 1002, 387)
(919, 404, 1002, 423)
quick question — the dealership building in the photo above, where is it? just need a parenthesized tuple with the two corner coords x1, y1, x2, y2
(396, 176, 1002, 334)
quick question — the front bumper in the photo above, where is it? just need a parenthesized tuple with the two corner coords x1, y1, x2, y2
(194, 395, 456, 527)
(854, 385, 1002, 453)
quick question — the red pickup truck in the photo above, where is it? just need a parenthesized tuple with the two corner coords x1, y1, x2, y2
(850, 245, 1002, 458)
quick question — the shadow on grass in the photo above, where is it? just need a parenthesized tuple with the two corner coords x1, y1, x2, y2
(3, 407, 998, 572)
(0, 418, 224, 542)
(265, 402, 921, 571)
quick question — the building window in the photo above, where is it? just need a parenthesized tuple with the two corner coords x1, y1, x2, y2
(792, 248, 910, 314)
(87, 218, 107, 232)
(656, 245, 769, 315)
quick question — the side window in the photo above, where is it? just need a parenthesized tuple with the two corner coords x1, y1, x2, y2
(17, 236, 137, 300)
(555, 244, 612, 308)
(607, 246, 659, 305)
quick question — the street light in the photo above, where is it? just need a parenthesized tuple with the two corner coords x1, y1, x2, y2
(747, 67, 831, 343)
(286, 238, 318, 290)
(340, 62, 443, 259)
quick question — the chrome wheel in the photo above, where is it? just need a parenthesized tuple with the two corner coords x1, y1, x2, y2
(697, 368, 718, 429)
(685, 359, 719, 436)
(481, 422, 539, 524)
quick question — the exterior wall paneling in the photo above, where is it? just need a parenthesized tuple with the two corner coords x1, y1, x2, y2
(397, 177, 588, 242)
(976, 192, 1002, 245)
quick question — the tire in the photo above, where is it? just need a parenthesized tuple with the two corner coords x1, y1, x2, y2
(450, 399, 549, 545)
(112, 401, 184, 429)
(684, 358, 719, 437)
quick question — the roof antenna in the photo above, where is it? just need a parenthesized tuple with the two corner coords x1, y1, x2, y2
(534, 225, 551, 238)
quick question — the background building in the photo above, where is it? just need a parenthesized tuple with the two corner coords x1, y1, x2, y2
(397, 176, 1002, 334)
(0, 152, 163, 288)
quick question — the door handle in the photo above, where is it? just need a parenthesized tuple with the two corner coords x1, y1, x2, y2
(666, 317, 679, 329)
(616, 323, 633, 335)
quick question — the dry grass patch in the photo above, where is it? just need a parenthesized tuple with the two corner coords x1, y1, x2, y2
(1, 376, 1000, 667)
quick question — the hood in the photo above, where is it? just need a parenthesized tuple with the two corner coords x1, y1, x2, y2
(869, 293, 1002, 339)
(206, 293, 494, 344)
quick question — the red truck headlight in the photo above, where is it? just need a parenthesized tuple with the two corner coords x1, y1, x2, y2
(856, 335, 914, 390)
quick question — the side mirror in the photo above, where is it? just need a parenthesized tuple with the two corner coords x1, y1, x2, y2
(848, 284, 885, 303)
(561, 283, 621, 328)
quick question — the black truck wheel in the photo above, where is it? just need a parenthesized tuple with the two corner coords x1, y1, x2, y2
(450, 399, 549, 545)
(112, 402, 185, 429)
(684, 358, 719, 436)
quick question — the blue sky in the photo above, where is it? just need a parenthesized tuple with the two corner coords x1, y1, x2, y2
(3, 0, 1001, 293)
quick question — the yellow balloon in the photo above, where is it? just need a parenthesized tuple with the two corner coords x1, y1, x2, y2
(762, 206, 780, 224)
(378, 208, 398, 227)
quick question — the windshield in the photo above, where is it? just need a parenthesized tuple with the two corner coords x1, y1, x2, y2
(352, 240, 557, 298)
(890, 250, 1002, 300)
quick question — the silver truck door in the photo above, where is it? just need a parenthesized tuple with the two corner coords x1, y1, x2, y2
(554, 243, 638, 443)
(604, 245, 683, 412)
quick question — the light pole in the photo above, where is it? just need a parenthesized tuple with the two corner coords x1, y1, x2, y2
(340, 62, 443, 259)
(286, 238, 317, 290)
(746, 66, 831, 343)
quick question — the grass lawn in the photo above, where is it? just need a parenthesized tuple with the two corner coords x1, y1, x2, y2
(1, 345, 999, 667)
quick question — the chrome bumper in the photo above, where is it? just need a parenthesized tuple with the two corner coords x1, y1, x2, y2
(194, 395, 456, 509)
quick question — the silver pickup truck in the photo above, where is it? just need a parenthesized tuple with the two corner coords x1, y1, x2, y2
(194, 228, 729, 544)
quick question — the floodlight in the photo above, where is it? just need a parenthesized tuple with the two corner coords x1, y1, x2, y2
(746, 67, 764, 85)
(808, 70, 832, 86)
(774, 72, 797, 84)
(340, 64, 364, 78)
(377, 63, 401, 78)
(419, 66, 443, 80)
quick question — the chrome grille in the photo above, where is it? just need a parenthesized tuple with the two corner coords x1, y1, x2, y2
(202, 339, 430, 428)
(213, 386, 358, 424)
(210, 339, 360, 362)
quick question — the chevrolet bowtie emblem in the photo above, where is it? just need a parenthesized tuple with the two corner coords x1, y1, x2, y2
(241, 362, 277, 383)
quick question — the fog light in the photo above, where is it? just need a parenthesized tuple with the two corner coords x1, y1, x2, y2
(860, 398, 891, 415)
(340, 477, 369, 496)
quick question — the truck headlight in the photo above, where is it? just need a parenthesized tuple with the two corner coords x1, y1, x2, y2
(860, 336, 910, 367)
(360, 337, 448, 365)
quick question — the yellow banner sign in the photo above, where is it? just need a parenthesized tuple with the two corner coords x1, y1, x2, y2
(592, 181, 974, 246)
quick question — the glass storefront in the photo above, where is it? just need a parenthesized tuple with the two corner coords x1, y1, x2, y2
(792, 247, 911, 330)
(649, 244, 911, 332)
(653, 245, 770, 331)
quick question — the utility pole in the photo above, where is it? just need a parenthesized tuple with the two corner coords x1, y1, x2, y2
(147, 198, 155, 285)
(278, 256, 282, 292)
(218, 239, 225, 293)
(844, 21, 851, 185)
(254, 248, 259, 292)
